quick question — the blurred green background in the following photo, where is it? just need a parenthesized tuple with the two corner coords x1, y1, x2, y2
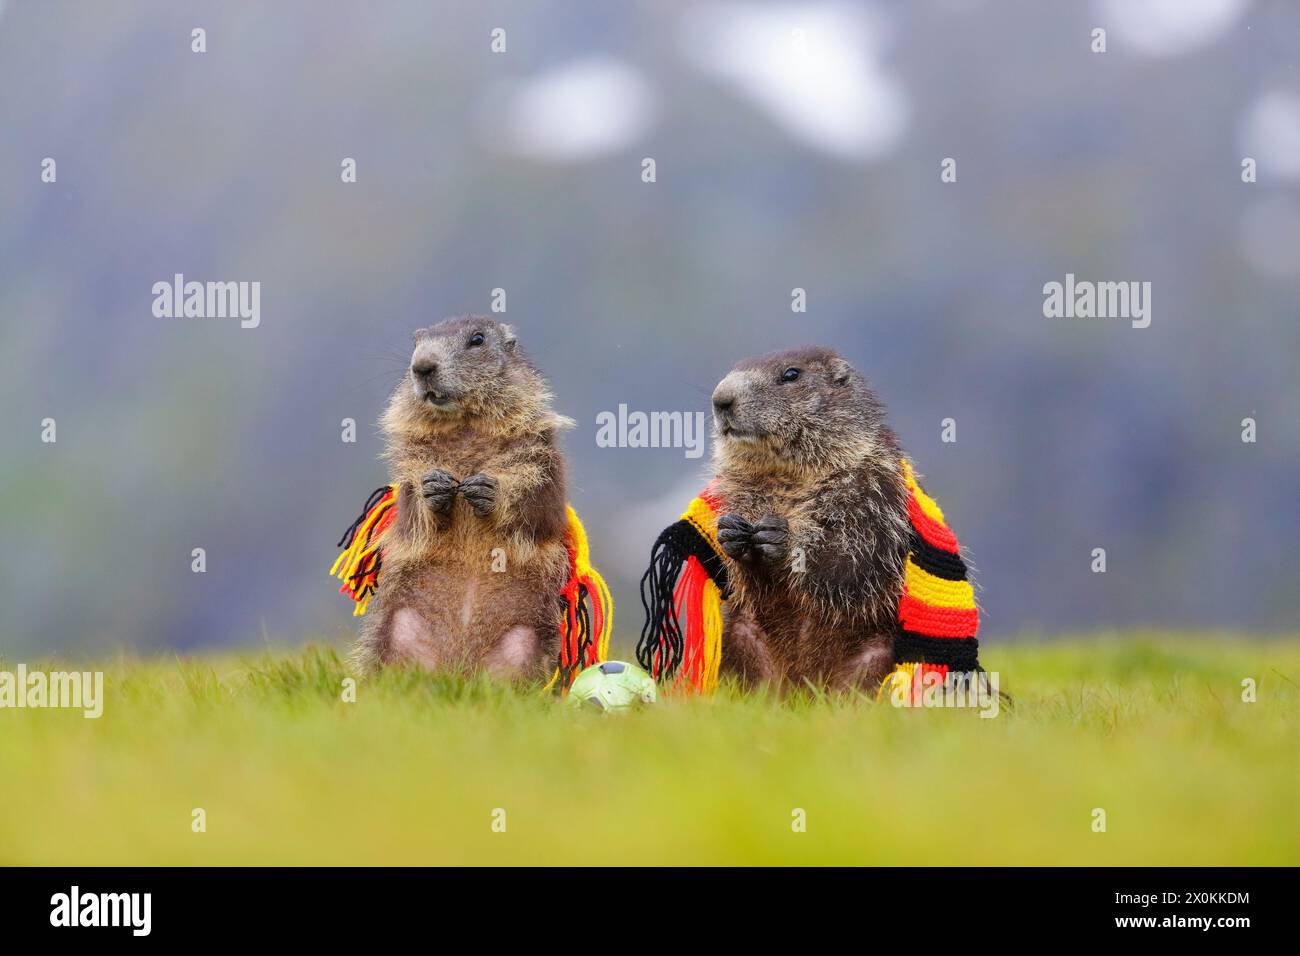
(1, 0, 1297, 658)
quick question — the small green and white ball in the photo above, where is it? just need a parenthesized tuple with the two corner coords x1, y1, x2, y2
(566, 661, 658, 712)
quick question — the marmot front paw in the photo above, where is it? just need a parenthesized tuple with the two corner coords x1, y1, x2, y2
(717, 513, 789, 565)
(749, 514, 790, 564)
(459, 473, 498, 517)
(421, 468, 459, 514)
(717, 513, 755, 560)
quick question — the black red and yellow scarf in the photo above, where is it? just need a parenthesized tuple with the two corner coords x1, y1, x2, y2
(331, 485, 612, 689)
(635, 460, 980, 701)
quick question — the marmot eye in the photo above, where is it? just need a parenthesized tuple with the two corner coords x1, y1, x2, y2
(781, 367, 800, 382)
(467, 332, 485, 348)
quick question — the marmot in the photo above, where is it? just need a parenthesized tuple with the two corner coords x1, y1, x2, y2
(350, 317, 574, 679)
(708, 347, 913, 691)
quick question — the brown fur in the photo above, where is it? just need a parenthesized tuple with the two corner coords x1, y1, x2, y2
(709, 347, 911, 693)
(350, 317, 574, 680)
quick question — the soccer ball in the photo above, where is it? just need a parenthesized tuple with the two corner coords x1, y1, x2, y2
(566, 661, 658, 712)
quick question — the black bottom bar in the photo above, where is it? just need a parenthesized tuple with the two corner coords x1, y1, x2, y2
(0, 867, 1287, 941)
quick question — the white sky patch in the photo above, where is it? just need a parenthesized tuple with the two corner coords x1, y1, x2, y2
(679, 1, 907, 161)
(1096, 0, 1249, 57)
(1240, 90, 1300, 180)
(494, 57, 655, 164)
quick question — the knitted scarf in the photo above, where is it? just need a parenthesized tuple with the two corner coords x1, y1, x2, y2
(331, 485, 613, 689)
(635, 460, 980, 702)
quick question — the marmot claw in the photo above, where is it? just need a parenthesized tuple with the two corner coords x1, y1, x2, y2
(459, 473, 498, 517)
(421, 468, 459, 514)
(717, 513, 755, 560)
(718, 513, 788, 565)
(749, 514, 790, 563)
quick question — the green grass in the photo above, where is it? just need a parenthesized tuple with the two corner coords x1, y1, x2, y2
(2, 636, 1297, 865)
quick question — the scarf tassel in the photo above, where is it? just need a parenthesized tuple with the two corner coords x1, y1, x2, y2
(330, 485, 397, 617)
(544, 505, 615, 693)
(636, 533, 688, 681)
(636, 523, 724, 694)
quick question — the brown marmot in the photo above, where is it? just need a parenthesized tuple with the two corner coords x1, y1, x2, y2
(708, 347, 913, 691)
(350, 316, 573, 679)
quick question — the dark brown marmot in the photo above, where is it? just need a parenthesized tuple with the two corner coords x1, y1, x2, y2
(350, 317, 573, 679)
(708, 347, 912, 691)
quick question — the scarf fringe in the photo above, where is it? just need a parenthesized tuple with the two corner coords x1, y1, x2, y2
(636, 533, 687, 680)
(546, 505, 615, 693)
(673, 557, 723, 693)
(330, 485, 398, 617)
(636, 493, 727, 693)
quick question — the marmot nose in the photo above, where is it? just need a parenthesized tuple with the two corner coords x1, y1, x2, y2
(712, 394, 735, 415)
(411, 361, 438, 382)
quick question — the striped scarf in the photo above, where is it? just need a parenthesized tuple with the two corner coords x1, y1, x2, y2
(331, 485, 613, 689)
(635, 460, 980, 701)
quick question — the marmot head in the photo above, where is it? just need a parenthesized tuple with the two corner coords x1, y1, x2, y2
(382, 316, 566, 440)
(711, 346, 899, 475)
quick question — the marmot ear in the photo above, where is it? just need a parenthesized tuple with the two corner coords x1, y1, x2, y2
(829, 357, 853, 385)
(500, 323, 517, 350)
